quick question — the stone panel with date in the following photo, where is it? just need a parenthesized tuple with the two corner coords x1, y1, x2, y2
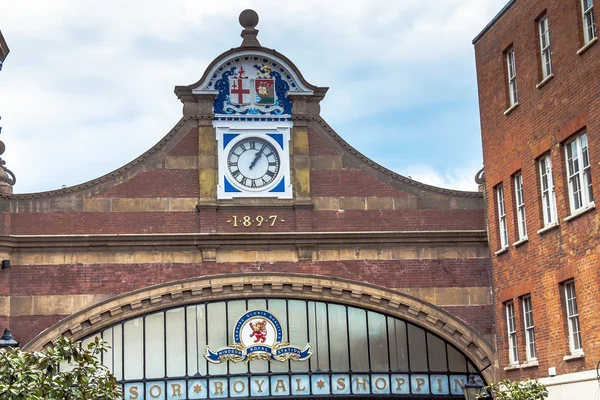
(216, 207, 296, 233)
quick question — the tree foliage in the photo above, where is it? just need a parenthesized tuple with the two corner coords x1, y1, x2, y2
(479, 378, 548, 400)
(0, 336, 122, 400)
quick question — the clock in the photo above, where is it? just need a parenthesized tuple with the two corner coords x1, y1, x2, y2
(215, 120, 293, 199)
(226, 137, 281, 189)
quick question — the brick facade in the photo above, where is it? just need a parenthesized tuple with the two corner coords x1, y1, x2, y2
(474, 0, 600, 388)
(0, 19, 494, 382)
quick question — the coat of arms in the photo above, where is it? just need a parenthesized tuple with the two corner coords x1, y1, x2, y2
(205, 310, 312, 363)
(229, 66, 252, 105)
(227, 65, 276, 108)
(254, 78, 275, 105)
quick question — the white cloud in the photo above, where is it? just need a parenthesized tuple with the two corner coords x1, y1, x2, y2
(400, 164, 480, 192)
(0, 0, 507, 193)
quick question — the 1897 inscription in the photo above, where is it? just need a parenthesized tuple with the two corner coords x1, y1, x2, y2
(226, 215, 285, 227)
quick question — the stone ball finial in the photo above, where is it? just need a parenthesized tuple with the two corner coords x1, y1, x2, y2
(239, 9, 261, 47)
(239, 9, 259, 29)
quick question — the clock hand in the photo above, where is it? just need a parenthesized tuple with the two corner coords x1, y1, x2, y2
(249, 145, 266, 170)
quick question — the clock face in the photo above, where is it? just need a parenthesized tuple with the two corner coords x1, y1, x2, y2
(227, 137, 281, 189)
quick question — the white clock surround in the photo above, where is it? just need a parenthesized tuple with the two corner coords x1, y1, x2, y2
(215, 120, 293, 200)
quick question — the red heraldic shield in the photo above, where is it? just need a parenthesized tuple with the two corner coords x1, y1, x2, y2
(255, 78, 275, 105)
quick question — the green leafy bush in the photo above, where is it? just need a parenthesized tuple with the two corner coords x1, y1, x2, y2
(479, 378, 548, 400)
(0, 336, 122, 399)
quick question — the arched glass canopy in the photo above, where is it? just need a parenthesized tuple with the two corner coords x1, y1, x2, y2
(82, 298, 485, 399)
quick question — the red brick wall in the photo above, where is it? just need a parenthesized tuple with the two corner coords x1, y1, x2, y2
(167, 127, 199, 156)
(8, 259, 490, 296)
(96, 170, 199, 198)
(5, 258, 491, 344)
(11, 212, 198, 234)
(475, 0, 600, 379)
(310, 170, 412, 197)
(313, 209, 485, 231)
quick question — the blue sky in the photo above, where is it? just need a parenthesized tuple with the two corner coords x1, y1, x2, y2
(0, 0, 508, 193)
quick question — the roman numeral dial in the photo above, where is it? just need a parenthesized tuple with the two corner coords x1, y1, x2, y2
(227, 137, 281, 190)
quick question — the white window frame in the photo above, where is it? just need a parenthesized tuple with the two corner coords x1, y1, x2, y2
(564, 280, 583, 354)
(514, 172, 527, 240)
(539, 154, 558, 226)
(496, 184, 508, 249)
(506, 48, 518, 106)
(565, 132, 594, 214)
(522, 295, 536, 361)
(505, 301, 519, 364)
(538, 16, 552, 79)
(581, 0, 597, 44)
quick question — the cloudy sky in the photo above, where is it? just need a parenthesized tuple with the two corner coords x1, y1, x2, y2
(0, 0, 507, 194)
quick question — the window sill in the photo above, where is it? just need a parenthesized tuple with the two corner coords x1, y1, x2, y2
(504, 102, 519, 116)
(564, 202, 596, 222)
(577, 37, 598, 55)
(512, 237, 528, 247)
(520, 360, 539, 369)
(537, 222, 560, 235)
(536, 74, 554, 89)
(563, 352, 585, 361)
(504, 364, 520, 371)
(495, 246, 509, 256)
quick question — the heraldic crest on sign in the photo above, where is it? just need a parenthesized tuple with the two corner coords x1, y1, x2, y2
(207, 56, 300, 116)
(205, 310, 312, 363)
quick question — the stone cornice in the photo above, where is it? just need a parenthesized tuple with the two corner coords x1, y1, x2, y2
(0, 230, 487, 252)
(23, 273, 495, 383)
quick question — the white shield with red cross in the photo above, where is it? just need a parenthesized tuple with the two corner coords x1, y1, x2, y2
(229, 77, 252, 105)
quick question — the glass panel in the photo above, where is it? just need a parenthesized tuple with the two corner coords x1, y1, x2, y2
(248, 299, 268, 373)
(468, 361, 477, 373)
(81, 336, 94, 352)
(228, 300, 248, 375)
(308, 301, 329, 372)
(427, 333, 447, 372)
(146, 312, 165, 379)
(186, 306, 198, 376)
(447, 345, 467, 372)
(196, 304, 208, 376)
(113, 324, 123, 380)
(407, 324, 427, 372)
(102, 328, 114, 373)
(166, 308, 186, 377)
(388, 318, 408, 371)
(368, 311, 389, 372)
(288, 300, 309, 372)
(328, 304, 349, 371)
(348, 307, 369, 372)
(124, 318, 144, 380)
(207, 302, 227, 375)
(268, 299, 289, 373)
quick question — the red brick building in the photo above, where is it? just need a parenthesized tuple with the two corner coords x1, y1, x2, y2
(474, 0, 599, 397)
(1, 12, 493, 399)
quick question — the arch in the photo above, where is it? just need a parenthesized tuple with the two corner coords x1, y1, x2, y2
(25, 273, 495, 383)
(175, 47, 322, 97)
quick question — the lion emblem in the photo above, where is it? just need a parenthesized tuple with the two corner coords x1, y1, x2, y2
(249, 319, 268, 343)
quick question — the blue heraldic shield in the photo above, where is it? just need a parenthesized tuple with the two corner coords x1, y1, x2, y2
(205, 310, 312, 363)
